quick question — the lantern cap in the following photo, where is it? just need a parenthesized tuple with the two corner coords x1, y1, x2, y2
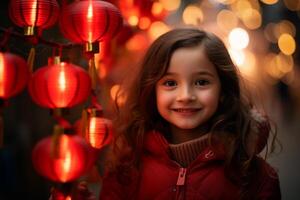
(85, 42, 99, 53)
(24, 26, 36, 36)
(87, 107, 103, 117)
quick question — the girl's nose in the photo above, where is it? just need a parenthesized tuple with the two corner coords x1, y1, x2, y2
(176, 86, 196, 102)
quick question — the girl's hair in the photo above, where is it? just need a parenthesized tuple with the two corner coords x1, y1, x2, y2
(110, 28, 276, 198)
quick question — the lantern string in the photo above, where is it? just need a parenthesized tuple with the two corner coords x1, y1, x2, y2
(80, 109, 88, 138)
(0, 26, 81, 50)
(88, 56, 98, 90)
(52, 114, 72, 130)
(50, 183, 73, 200)
(27, 47, 35, 73)
(52, 46, 63, 58)
(0, 27, 13, 51)
(91, 90, 102, 110)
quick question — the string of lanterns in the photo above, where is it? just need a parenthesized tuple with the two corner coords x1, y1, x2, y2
(0, 0, 173, 198)
(1, 0, 122, 198)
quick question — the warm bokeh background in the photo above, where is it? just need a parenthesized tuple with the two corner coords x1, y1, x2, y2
(1, 0, 300, 199)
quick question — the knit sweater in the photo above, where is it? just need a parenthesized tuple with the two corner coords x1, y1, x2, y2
(169, 134, 211, 167)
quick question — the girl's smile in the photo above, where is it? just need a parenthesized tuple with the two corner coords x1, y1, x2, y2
(171, 108, 201, 116)
(155, 44, 221, 143)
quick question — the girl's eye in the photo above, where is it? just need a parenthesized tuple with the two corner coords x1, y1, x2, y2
(195, 79, 209, 86)
(163, 80, 177, 87)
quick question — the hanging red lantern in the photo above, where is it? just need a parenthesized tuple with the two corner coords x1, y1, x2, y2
(32, 133, 97, 182)
(85, 110, 113, 149)
(75, 108, 113, 149)
(9, 0, 60, 35)
(59, 0, 123, 51)
(0, 52, 30, 99)
(28, 62, 91, 109)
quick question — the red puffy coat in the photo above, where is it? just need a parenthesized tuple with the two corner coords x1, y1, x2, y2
(99, 131, 281, 200)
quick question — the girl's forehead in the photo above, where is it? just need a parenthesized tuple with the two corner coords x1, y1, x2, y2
(167, 46, 216, 74)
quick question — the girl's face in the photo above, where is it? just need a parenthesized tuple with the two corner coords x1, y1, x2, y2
(155, 45, 221, 142)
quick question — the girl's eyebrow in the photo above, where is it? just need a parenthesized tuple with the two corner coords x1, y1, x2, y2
(164, 71, 215, 77)
(195, 71, 215, 77)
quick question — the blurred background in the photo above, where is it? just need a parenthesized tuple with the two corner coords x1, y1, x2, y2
(0, 0, 300, 199)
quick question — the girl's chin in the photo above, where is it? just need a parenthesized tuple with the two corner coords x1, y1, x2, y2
(172, 123, 210, 133)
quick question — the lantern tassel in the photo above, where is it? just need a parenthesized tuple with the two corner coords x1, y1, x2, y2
(51, 124, 63, 159)
(88, 56, 98, 91)
(80, 109, 88, 138)
(27, 47, 35, 73)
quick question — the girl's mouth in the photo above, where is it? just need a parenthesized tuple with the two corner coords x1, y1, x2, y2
(172, 108, 200, 113)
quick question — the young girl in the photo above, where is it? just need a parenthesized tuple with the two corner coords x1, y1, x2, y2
(98, 28, 281, 199)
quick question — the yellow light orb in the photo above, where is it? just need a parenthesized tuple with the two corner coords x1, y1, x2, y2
(229, 49, 245, 66)
(182, 5, 203, 26)
(278, 33, 296, 55)
(148, 21, 170, 41)
(128, 15, 139, 26)
(260, 0, 278, 5)
(216, 9, 238, 32)
(159, 0, 181, 11)
(241, 8, 262, 30)
(276, 20, 296, 37)
(228, 28, 249, 50)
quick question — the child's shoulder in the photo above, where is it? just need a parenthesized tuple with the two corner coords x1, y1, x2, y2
(255, 156, 279, 181)
(252, 156, 281, 198)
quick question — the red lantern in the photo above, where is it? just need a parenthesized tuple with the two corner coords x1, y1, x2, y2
(0, 52, 30, 99)
(86, 109, 112, 149)
(9, 0, 60, 35)
(28, 62, 91, 108)
(75, 108, 113, 149)
(32, 134, 97, 182)
(59, 0, 123, 48)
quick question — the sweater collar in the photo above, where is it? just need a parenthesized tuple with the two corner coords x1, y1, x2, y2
(144, 130, 227, 165)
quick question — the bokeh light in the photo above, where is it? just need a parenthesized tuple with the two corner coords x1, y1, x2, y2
(264, 23, 277, 43)
(239, 50, 257, 77)
(214, 0, 236, 5)
(283, 0, 300, 11)
(138, 17, 151, 30)
(216, 9, 238, 32)
(126, 33, 148, 51)
(260, 0, 279, 5)
(159, 0, 181, 11)
(278, 33, 296, 55)
(229, 49, 245, 66)
(151, 2, 164, 17)
(148, 21, 170, 40)
(228, 28, 249, 50)
(128, 15, 139, 26)
(275, 20, 296, 38)
(264, 53, 294, 79)
(241, 8, 262, 30)
(182, 5, 204, 25)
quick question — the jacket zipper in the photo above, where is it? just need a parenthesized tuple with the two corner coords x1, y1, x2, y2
(175, 168, 187, 200)
(177, 168, 187, 185)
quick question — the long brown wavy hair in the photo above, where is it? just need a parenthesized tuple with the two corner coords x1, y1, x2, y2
(109, 28, 277, 198)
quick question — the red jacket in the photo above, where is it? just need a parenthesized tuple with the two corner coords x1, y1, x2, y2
(99, 131, 281, 200)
